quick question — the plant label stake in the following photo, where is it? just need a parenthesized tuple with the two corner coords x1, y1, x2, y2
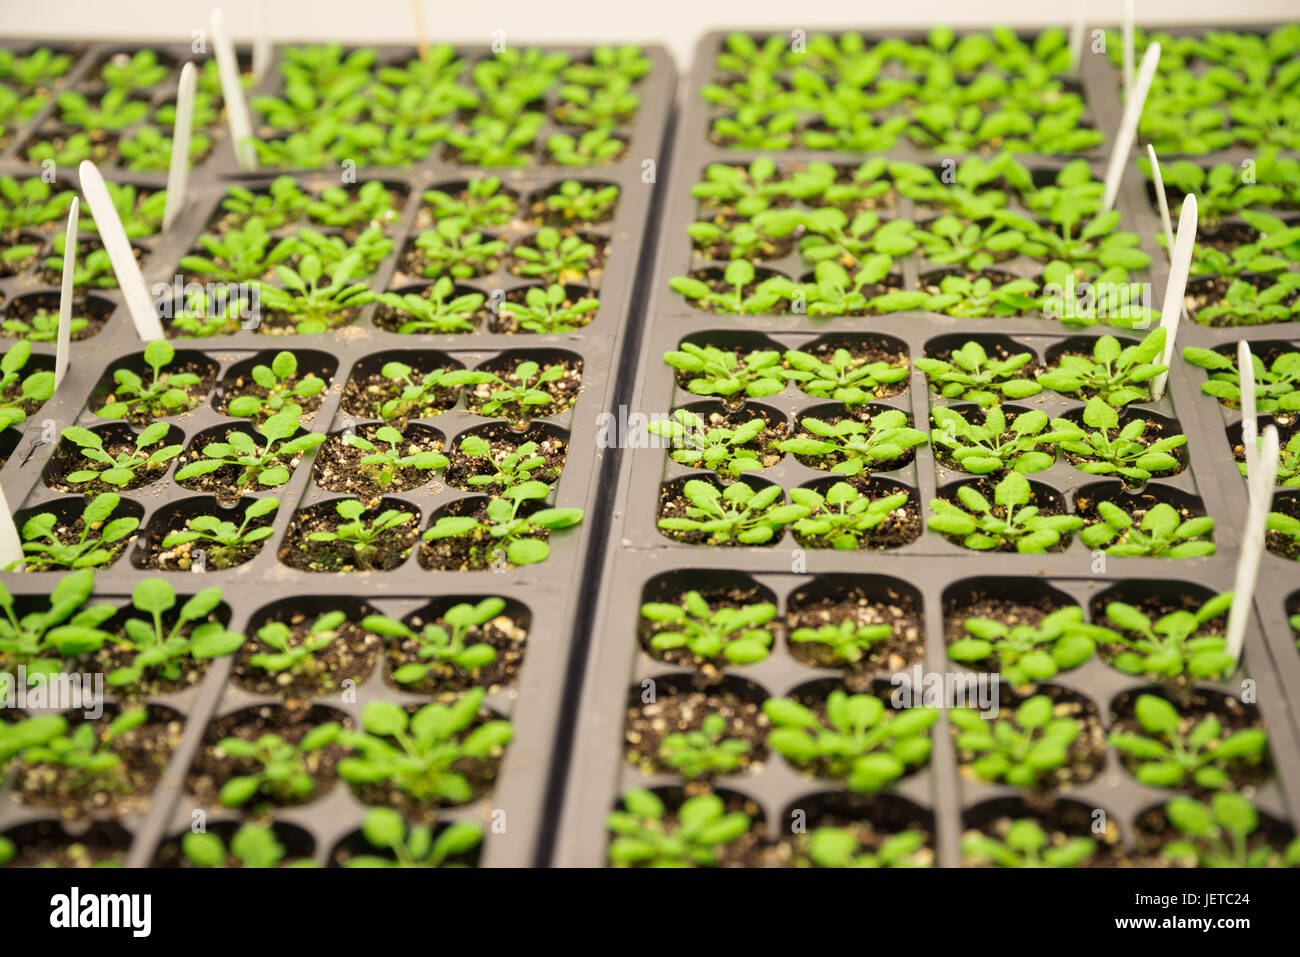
(212, 6, 257, 171)
(0, 485, 23, 572)
(1122, 0, 1135, 100)
(1151, 194, 1195, 401)
(1102, 41, 1161, 213)
(1225, 425, 1280, 667)
(252, 0, 273, 80)
(1239, 340, 1259, 495)
(1146, 144, 1175, 258)
(78, 161, 165, 341)
(162, 62, 196, 232)
(55, 197, 78, 390)
(410, 0, 430, 62)
(1069, 0, 1086, 74)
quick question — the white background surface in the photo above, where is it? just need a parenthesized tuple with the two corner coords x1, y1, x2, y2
(2, 0, 1297, 71)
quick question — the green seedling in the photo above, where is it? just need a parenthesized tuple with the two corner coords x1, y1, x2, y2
(1038, 330, 1168, 406)
(789, 614, 892, 664)
(96, 339, 202, 423)
(1110, 694, 1267, 789)
(647, 409, 768, 477)
(306, 499, 415, 569)
(180, 218, 296, 282)
(168, 288, 254, 339)
(16, 493, 138, 572)
(689, 158, 799, 216)
(555, 76, 640, 127)
(607, 789, 751, 868)
(84, 183, 167, 241)
(640, 589, 777, 665)
(182, 824, 316, 868)
(806, 827, 931, 868)
(565, 44, 650, 84)
(544, 180, 619, 224)
(473, 361, 569, 419)
(0, 176, 75, 234)
(0, 341, 54, 430)
(1244, 432, 1300, 487)
(500, 284, 599, 333)
(1183, 346, 1300, 416)
(1142, 150, 1296, 228)
(547, 126, 625, 165)
(778, 410, 928, 476)
(411, 219, 505, 279)
(370, 362, 487, 422)
(947, 606, 1096, 686)
(445, 113, 543, 167)
(1, 308, 90, 343)
(1051, 398, 1187, 484)
(56, 89, 148, 130)
(511, 228, 596, 285)
(1160, 793, 1300, 868)
(60, 422, 181, 488)
(927, 472, 1083, 552)
(346, 807, 483, 868)
(248, 610, 345, 679)
(27, 132, 96, 168)
(1186, 210, 1300, 278)
(377, 278, 486, 334)
(457, 435, 558, 489)
(764, 691, 938, 792)
(1268, 511, 1300, 557)
(118, 125, 210, 173)
(293, 225, 392, 276)
(782, 348, 908, 405)
(175, 409, 325, 492)
(795, 259, 922, 317)
(1081, 501, 1216, 558)
(1092, 591, 1235, 680)
(160, 497, 279, 569)
(923, 274, 1040, 319)
(227, 351, 325, 421)
(916, 341, 1041, 406)
(0, 46, 72, 89)
(342, 426, 448, 488)
(931, 405, 1064, 475)
(15, 709, 148, 791)
(963, 820, 1096, 868)
(307, 181, 401, 231)
(101, 50, 168, 90)
(220, 177, 310, 229)
(0, 570, 114, 689)
(363, 598, 505, 684)
(952, 695, 1080, 786)
(108, 579, 245, 687)
(255, 253, 377, 334)
(338, 690, 513, 804)
(664, 342, 787, 400)
(659, 713, 752, 780)
(45, 238, 119, 289)
(216, 723, 341, 808)
(657, 479, 804, 546)
(798, 208, 917, 266)
(669, 260, 790, 315)
(422, 481, 582, 566)
(788, 482, 910, 550)
(423, 177, 517, 230)
(913, 215, 1025, 272)
(1194, 275, 1300, 327)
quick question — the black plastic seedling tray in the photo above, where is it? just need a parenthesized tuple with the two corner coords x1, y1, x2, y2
(0, 39, 674, 867)
(553, 25, 1300, 867)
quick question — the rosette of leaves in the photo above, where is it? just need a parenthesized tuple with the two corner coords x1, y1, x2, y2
(1185, 210, 1300, 278)
(789, 616, 892, 665)
(777, 410, 928, 475)
(362, 598, 504, 684)
(782, 347, 909, 405)
(11, 708, 148, 792)
(118, 125, 211, 173)
(422, 481, 582, 566)
(927, 472, 1082, 553)
(96, 340, 202, 423)
(687, 208, 804, 260)
(547, 126, 625, 166)
(787, 482, 909, 550)
(423, 178, 517, 230)
(798, 208, 917, 266)
(161, 497, 280, 568)
(377, 278, 485, 335)
(216, 724, 341, 808)
(963, 820, 1096, 868)
(658, 479, 805, 546)
(347, 807, 483, 868)
(226, 351, 325, 421)
(1037, 329, 1167, 406)
(108, 579, 245, 688)
(55, 88, 148, 130)
(499, 284, 599, 334)
(343, 426, 448, 488)
(647, 409, 767, 477)
(253, 253, 376, 334)
(1092, 591, 1235, 680)
(659, 713, 752, 779)
(1141, 150, 1297, 228)
(1011, 210, 1152, 276)
(764, 691, 938, 793)
(247, 611, 343, 679)
(306, 499, 414, 569)
(800, 259, 927, 317)
(59, 423, 182, 489)
(221, 177, 310, 229)
(0, 341, 54, 431)
(803, 827, 931, 869)
(923, 274, 1040, 318)
(1183, 346, 1300, 416)
(640, 590, 777, 664)
(947, 606, 1095, 686)
(175, 409, 325, 492)
(412, 218, 505, 279)
(16, 493, 138, 572)
(182, 823, 316, 869)
(0, 570, 114, 690)
(337, 691, 513, 804)
(1247, 432, 1300, 487)
(931, 405, 1064, 475)
(913, 215, 1026, 272)
(689, 158, 804, 216)
(0, 176, 75, 235)
(607, 789, 752, 868)
(1267, 510, 1300, 557)
(1193, 274, 1300, 326)
(1159, 794, 1300, 868)
(663, 342, 787, 400)
(457, 435, 558, 489)
(1050, 399, 1187, 484)
(180, 218, 296, 283)
(915, 341, 1041, 407)
(951, 694, 1080, 786)
(669, 260, 792, 314)
(510, 228, 597, 286)
(1080, 501, 1216, 558)
(1110, 694, 1267, 789)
